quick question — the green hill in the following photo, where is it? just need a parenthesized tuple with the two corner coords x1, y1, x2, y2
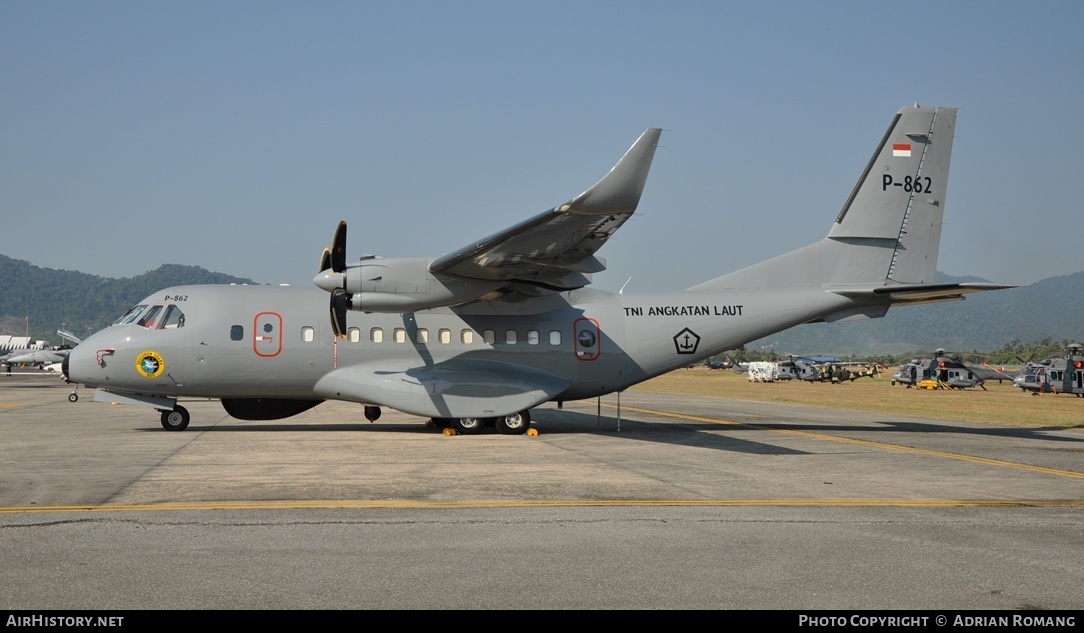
(0, 255, 257, 342)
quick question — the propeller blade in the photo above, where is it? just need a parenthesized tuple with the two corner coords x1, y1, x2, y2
(330, 288, 350, 338)
(331, 221, 347, 274)
(319, 247, 332, 273)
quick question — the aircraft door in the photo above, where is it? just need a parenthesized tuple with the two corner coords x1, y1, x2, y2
(573, 317, 601, 362)
(253, 312, 283, 358)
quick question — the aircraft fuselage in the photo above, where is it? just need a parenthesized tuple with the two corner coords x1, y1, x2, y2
(66, 282, 861, 420)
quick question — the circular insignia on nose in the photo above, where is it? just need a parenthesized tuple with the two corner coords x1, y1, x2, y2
(134, 350, 166, 379)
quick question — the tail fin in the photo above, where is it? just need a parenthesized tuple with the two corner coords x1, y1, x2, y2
(690, 104, 956, 291)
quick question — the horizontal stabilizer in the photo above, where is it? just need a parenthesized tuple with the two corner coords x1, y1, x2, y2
(832, 282, 1017, 306)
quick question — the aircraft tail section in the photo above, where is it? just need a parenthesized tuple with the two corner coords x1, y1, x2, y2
(828, 104, 954, 284)
(690, 104, 957, 292)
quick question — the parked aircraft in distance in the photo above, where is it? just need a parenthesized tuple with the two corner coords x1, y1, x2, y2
(809, 361, 880, 384)
(891, 349, 1015, 390)
(63, 104, 1015, 433)
(3, 347, 70, 368)
(1013, 344, 1084, 396)
(775, 357, 821, 381)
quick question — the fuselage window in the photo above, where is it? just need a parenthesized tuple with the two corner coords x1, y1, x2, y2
(461, 329, 475, 344)
(439, 328, 451, 344)
(230, 325, 244, 341)
(527, 330, 539, 345)
(348, 327, 361, 343)
(416, 328, 429, 344)
(301, 326, 315, 342)
(505, 329, 518, 344)
(161, 305, 185, 329)
(483, 329, 496, 345)
(370, 328, 384, 343)
(394, 328, 406, 344)
(549, 330, 561, 345)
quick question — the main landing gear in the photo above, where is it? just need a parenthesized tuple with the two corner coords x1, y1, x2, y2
(159, 406, 190, 431)
(429, 410, 532, 435)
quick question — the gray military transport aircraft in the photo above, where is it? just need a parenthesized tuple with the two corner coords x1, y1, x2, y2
(63, 104, 1014, 434)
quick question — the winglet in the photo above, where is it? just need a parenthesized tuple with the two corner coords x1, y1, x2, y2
(562, 128, 662, 215)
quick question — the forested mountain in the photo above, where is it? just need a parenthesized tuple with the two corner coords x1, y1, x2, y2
(0, 255, 256, 342)
(1, 253, 1080, 354)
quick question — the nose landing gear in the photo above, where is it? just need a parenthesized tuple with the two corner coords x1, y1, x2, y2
(159, 406, 190, 431)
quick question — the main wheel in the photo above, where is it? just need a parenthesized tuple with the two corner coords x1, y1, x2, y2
(452, 417, 484, 435)
(495, 410, 531, 435)
(160, 406, 190, 431)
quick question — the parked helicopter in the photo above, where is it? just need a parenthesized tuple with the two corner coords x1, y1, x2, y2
(776, 357, 822, 381)
(1013, 344, 1084, 396)
(891, 350, 1013, 390)
(811, 361, 880, 384)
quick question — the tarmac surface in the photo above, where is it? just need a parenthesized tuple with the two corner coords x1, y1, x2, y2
(2, 373, 1082, 609)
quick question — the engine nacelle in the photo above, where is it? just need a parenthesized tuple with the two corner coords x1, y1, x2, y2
(315, 256, 504, 313)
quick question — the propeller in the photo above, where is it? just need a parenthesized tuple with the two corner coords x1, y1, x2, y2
(330, 220, 347, 274)
(319, 248, 332, 275)
(317, 221, 351, 338)
(330, 288, 351, 338)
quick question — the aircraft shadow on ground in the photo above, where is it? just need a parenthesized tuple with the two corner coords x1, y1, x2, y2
(127, 404, 1083, 454)
(750, 420, 1084, 445)
(128, 407, 810, 455)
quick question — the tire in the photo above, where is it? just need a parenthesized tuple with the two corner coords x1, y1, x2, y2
(429, 417, 452, 429)
(495, 410, 531, 435)
(160, 406, 190, 431)
(68, 393, 79, 403)
(452, 417, 484, 435)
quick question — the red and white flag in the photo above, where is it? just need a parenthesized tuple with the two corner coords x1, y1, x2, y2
(892, 143, 912, 157)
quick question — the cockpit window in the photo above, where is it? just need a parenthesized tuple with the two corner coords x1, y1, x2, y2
(138, 305, 164, 329)
(112, 303, 186, 329)
(114, 305, 148, 326)
(161, 305, 185, 329)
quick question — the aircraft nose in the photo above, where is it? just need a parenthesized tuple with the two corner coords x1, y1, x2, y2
(314, 271, 344, 292)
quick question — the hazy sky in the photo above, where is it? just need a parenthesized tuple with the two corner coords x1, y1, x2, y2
(3, 1, 1081, 294)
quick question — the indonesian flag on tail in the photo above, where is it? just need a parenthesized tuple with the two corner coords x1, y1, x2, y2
(893, 143, 912, 157)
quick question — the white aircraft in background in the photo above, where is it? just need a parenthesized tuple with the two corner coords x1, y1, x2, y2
(4, 347, 70, 368)
(64, 104, 1013, 433)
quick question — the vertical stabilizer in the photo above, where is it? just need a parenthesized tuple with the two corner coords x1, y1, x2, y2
(828, 104, 955, 284)
(689, 104, 956, 291)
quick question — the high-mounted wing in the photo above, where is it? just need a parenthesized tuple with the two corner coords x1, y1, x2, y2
(429, 127, 662, 292)
(314, 128, 662, 323)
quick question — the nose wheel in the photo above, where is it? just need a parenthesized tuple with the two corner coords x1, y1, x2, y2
(160, 406, 190, 431)
(67, 385, 79, 402)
